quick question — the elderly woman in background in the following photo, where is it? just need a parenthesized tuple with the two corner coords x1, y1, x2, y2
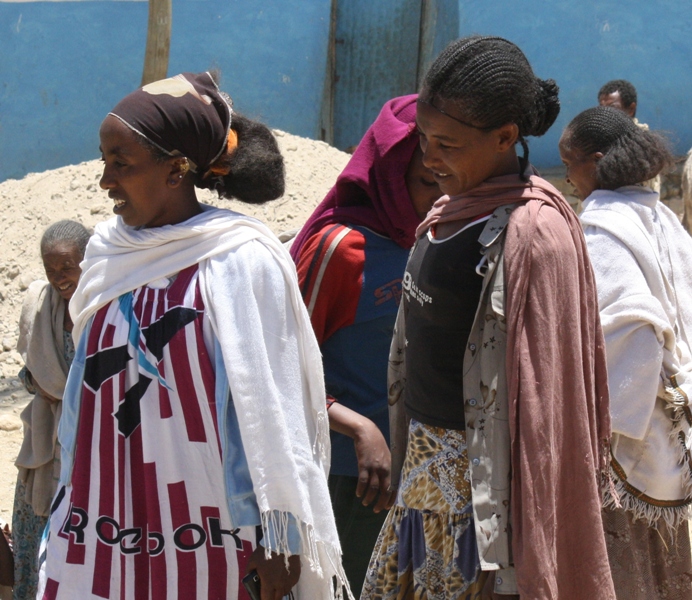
(12, 220, 89, 600)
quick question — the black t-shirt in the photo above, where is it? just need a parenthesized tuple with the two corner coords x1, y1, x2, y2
(402, 219, 486, 429)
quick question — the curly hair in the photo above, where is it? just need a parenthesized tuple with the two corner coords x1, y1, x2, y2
(562, 106, 673, 190)
(196, 113, 285, 204)
(40, 220, 91, 258)
(597, 79, 637, 108)
(420, 35, 560, 170)
(135, 111, 285, 205)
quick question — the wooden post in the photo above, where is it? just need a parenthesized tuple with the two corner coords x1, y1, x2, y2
(320, 0, 338, 144)
(141, 0, 172, 86)
(416, 0, 459, 89)
(417, 0, 437, 90)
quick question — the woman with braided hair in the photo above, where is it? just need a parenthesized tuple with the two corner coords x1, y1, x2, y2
(362, 36, 615, 599)
(560, 106, 692, 599)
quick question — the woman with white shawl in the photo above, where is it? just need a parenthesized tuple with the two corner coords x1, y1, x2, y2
(560, 106, 692, 599)
(13, 219, 90, 600)
(37, 72, 350, 600)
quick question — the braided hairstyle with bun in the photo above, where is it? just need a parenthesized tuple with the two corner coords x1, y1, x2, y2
(562, 106, 673, 190)
(120, 71, 285, 206)
(420, 35, 560, 173)
(136, 111, 284, 206)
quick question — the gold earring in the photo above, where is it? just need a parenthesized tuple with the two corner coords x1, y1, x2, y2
(179, 158, 190, 177)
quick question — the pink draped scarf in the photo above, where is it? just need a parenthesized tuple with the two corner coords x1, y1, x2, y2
(421, 173, 615, 598)
(290, 95, 422, 260)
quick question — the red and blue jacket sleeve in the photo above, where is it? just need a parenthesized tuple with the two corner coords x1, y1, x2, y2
(295, 224, 366, 346)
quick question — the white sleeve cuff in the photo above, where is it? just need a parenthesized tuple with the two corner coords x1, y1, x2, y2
(493, 567, 518, 595)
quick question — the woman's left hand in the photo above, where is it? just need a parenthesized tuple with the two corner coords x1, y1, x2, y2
(327, 402, 396, 513)
(352, 418, 397, 513)
(246, 546, 301, 600)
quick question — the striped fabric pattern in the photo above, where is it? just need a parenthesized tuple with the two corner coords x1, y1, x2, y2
(297, 224, 363, 345)
(41, 265, 257, 599)
(299, 225, 357, 316)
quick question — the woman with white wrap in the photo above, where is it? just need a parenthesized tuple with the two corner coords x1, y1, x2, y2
(38, 72, 350, 600)
(560, 105, 692, 600)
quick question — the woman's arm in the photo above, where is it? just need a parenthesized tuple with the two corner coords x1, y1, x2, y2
(328, 403, 396, 512)
(296, 226, 395, 511)
(19, 367, 61, 402)
(295, 225, 363, 345)
(18, 365, 36, 394)
(245, 549, 300, 600)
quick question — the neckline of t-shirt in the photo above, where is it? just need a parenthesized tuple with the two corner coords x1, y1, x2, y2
(427, 214, 492, 244)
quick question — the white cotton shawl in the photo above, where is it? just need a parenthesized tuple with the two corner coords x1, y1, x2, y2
(70, 205, 351, 599)
(581, 187, 692, 527)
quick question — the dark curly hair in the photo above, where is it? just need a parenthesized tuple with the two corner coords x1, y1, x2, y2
(420, 35, 560, 172)
(562, 106, 673, 190)
(197, 113, 285, 204)
(136, 112, 284, 205)
(597, 79, 637, 109)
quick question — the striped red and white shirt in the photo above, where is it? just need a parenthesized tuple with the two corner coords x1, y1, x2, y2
(41, 265, 257, 600)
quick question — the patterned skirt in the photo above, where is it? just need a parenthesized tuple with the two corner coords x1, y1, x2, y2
(361, 420, 485, 600)
(603, 507, 692, 599)
(12, 477, 48, 600)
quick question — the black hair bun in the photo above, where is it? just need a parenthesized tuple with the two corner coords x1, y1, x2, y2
(197, 113, 285, 204)
(222, 116, 285, 204)
(530, 78, 560, 137)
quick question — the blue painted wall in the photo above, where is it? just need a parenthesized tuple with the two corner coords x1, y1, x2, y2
(0, 0, 331, 182)
(333, 0, 422, 149)
(458, 0, 692, 167)
(333, 0, 458, 149)
(0, 2, 149, 181)
(1, 0, 691, 182)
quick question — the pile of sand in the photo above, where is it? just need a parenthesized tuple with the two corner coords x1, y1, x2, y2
(0, 131, 350, 521)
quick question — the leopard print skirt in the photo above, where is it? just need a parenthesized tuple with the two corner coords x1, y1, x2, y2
(361, 420, 485, 599)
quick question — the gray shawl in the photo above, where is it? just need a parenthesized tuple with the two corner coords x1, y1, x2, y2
(16, 280, 68, 517)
